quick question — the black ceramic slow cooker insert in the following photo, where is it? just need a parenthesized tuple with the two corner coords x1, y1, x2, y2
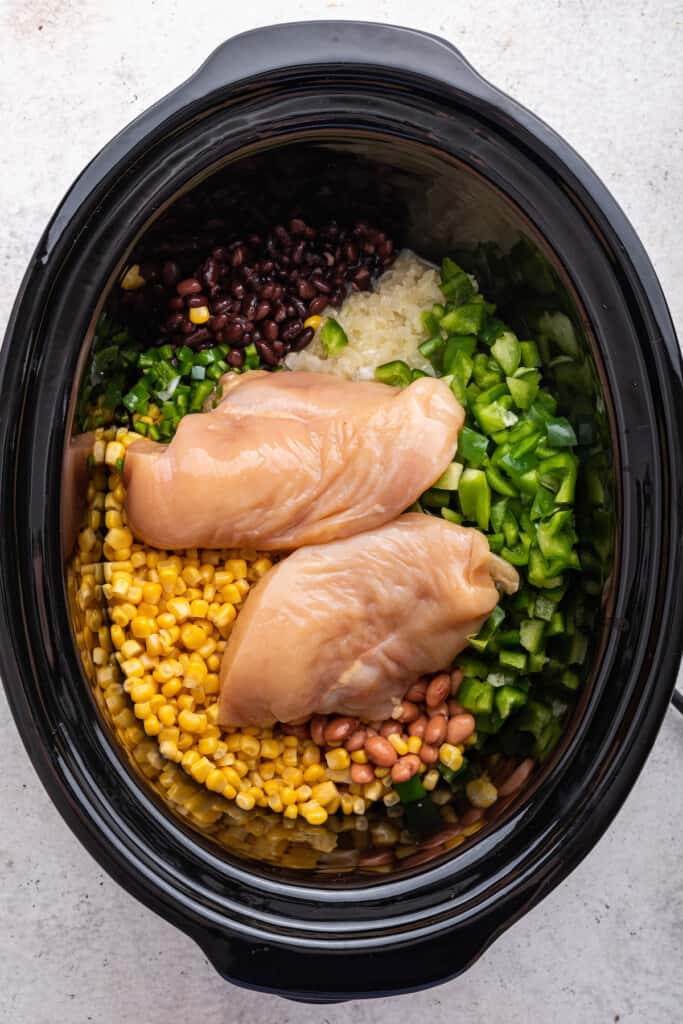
(1, 22, 682, 1002)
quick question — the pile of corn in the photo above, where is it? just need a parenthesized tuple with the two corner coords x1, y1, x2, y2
(69, 426, 499, 846)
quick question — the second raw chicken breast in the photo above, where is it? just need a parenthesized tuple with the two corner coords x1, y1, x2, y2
(123, 370, 463, 551)
(218, 514, 518, 727)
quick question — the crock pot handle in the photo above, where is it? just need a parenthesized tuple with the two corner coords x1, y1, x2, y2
(188, 21, 500, 106)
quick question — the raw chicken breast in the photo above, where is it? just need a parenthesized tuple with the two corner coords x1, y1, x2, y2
(123, 370, 463, 551)
(218, 514, 518, 727)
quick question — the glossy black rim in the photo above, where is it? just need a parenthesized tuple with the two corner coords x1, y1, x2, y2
(0, 22, 681, 999)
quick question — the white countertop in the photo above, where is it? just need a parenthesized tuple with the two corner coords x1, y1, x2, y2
(1, 2, 681, 1021)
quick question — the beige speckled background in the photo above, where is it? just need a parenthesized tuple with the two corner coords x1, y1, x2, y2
(1, 2, 681, 1022)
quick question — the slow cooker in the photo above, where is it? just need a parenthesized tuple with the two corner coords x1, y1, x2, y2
(1, 21, 681, 1002)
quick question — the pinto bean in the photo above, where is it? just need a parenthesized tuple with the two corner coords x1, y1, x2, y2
(408, 716, 428, 738)
(429, 702, 449, 718)
(358, 849, 394, 868)
(446, 713, 476, 746)
(450, 668, 464, 694)
(405, 680, 427, 703)
(365, 736, 398, 767)
(350, 763, 375, 785)
(344, 728, 367, 752)
(310, 715, 326, 747)
(394, 701, 419, 723)
(426, 673, 450, 708)
(391, 754, 421, 783)
(424, 716, 447, 747)
(324, 716, 357, 744)
(419, 743, 439, 764)
(379, 720, 402, 738)
(497, 757, 535, 797)
(447, 699, 465, 716)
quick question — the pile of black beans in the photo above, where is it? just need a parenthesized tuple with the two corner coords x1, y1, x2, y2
(119, 218, 396, 368)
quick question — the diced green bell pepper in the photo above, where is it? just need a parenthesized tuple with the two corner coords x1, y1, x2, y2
(495, 685, 528, 719)
(320, 317, 348, 356)
(491, 330, 521, 375)
(459, 469, 491, 530)
(457, 678, 494, 714)
(375, 360, 412, 388)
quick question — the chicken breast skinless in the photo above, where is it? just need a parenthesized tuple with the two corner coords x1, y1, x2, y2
(218, 514, 519, 727)
(123, 370, 464, 551)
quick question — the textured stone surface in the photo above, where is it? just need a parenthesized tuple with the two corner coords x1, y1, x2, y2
(0, 2, 681, 1022)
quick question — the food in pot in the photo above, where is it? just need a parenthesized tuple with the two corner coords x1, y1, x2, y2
(219, 514, 518, 727)
(70, 234, 590, 866)
(123, 370, 463, 550)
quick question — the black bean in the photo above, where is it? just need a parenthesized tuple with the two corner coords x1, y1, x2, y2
(311, 276, 331, 294)
(274, 225, 291, 247)
(272, 301, 286, 322)
(225, 320, 244, 344)
(289, 217, 307, 235)
(211, 298, 230, 315)
(166, 313, 186, 331)
(263, 320, 279, 341)
(292, 298, 307, 319)
(259, 282, 276, 300)
(281, 320, 304, 343)
(168, 296, 184, 312)
(187, 294, 208, 308)
(177, 277, 202, 296)
(272, 340, 285, 358)
(162, 261, 180, 288)
(212, 247, 231, 262)
(297, 279, 316, 300)
(352, 266, 371, 291)
(230, 245, 247, 267)
(231, 281, 245, 300)
(228, 349, 244, 368)
(209, 314, 227, 332)
(330, 287, 346, 307)
(290, 327, 314, 351)
(254, 300, 271, 321)
(291, 241, 305, 265)
(309, 295, 329, 316)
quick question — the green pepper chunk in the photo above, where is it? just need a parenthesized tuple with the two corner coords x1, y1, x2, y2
(375, 360, 412, 388)
(394, 775, 427, 804)
(440, 258, 475, 306)
(520, 619, 545, 653)
(457, 425, 489, 466)
(495, 685, 528, 719)
(457, 678, 494, 714)
(546, 417, 578, 448)
(320, 317, 348, 356)
(440, 302, 487, 336)
(491, 330, 521, 375)
(459, 469, 491, 530)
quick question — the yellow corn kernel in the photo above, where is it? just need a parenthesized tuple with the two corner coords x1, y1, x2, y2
(177, 708, 207, 734)
(311, 781, 338, 806)
(190, 598, 209, 619)
(423, 769, 440, 792)
(158, 567, 178, 593)
(141, 582, 162, 604)
(439, 743, 463, 772)
(407, 735, 423, 755)
(302, 803, 328, 825)
(226, 558, 247, 579)
(383, 790, 401, 807)
(263, 778, 281, 796)
(267, 792, 284, 813)
(110, 624, 125, 650)
(157, 704, 176, 727)
(220, 583, 242, 605)
(280, 786, 297, 807)
(180, 623, 206, 650)
(235, 792, 255, 811)
(144, 714, 161, 737)
(198, 735, 218, 757)
(387, 733, 409, 756)
(121, 657, 144, 678)
(166, 597, 190, 622)
(250, 557, 273, 578)
(120, 638, 143, 660)
(189, 757, 212, 784)
(283, 804, 298, 820)
(295, 784, 312, 802)
(464, 732, 478, 747)
(189, 305, 210, 325)
(131, 616, 154, 639)
(234, 578, 250, 598)
(106, 526, 132, 551)
(104, 442, 126, 468)
(373, 766, 390, 779)
(463, 822, 483, 837)
(204, 769, 226, 794)
(363, 780, 383, 802)
(129, 680, 155, 704)
(281, 766, 303, 788)
(325, 748, 350, 771)
(233, 759, 248, 777)
(213, 603, 236, 630)
(121, 264, 145, 290)
(465, 777, 498, 809)
(240, 735, 261, 759)
(340, 792, 355, 815)
(303, 764, 326, 785)
(350, 749, 368, 764)
(301, 744, 321, 768)
(260, 739, 281, 760)
(161, 677, 182, 699)
(303, 314, 323, 331)
(282, 748, 298, 767)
